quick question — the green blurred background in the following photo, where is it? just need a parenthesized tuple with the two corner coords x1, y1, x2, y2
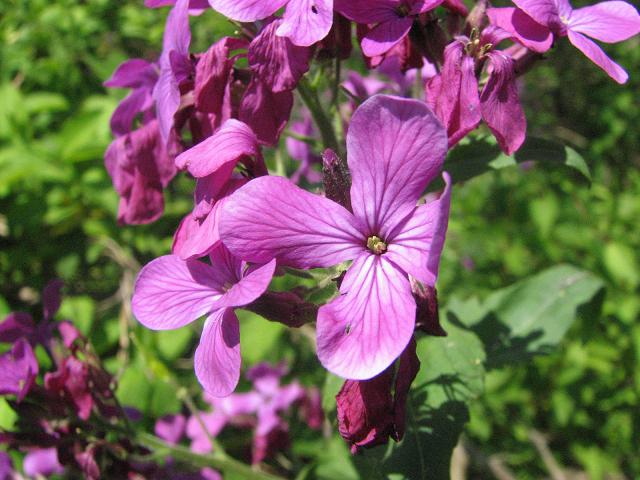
(0, 0, 638, 478)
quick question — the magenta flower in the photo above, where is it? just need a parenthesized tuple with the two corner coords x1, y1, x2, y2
(154, 0, 193, 142)
(246, 363, 306, 463)
(336, 0, 444, 57)
(155, 414, 187, 445)
(105, 119, 177, 225)
(208, 0, 334, 47)
(23, 448, 65, 478)
(173, 119, 266, 259)
(487, 7, 554, 53)
(104, 59, 159, 137)
(132, 244, 276, 396)
(0, 338, 38, 402)
(221, 95, 451, 380)
(509, 0, 640, 83)
(426, 27, 527, 154)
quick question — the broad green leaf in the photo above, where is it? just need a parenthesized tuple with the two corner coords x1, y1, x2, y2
(156, 328, 194, 361)
(444, 136, 591, 184)
(322, 372, 344, 414)
(237, 310, 285, 365)
(23, 92, 69, 114)
(450, 264, 604, 368)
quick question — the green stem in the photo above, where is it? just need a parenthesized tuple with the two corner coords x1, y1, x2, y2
(137, 433, 286, 480)
(297, 77, 340, 154)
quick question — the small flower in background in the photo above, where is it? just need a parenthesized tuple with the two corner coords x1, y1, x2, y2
(0, 339, 38, 402)
(23, 448, 65, 478)
(185, 362, 323, 464)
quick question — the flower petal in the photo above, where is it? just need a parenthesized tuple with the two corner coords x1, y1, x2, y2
(104, 59, 157, 89)
(173, 178, 245, 260)
(512, 0, 566, 30)
(212, 245, 276, 309)
(250, 19, 312, 91)
(195, 308, 241, 396)
(361, 17, 413, 57)
(480, 52, 527, 155)
(317, 254, 416, 379)
(221, 176, 364, 268)
(0, 338, 38, 402)
(386, 172, 451, 286)
(567, 29, 629, 83)
(487, 7, 554, 53)
(335, 0, 400, 23)
(109, 88, 153, 137)
(347, 94, 448, 237)
(207, 0, 288, 21)
(175, 119, 262, 178)
(569, 1, 640, 43)
(276, 0, 334, 47)
(239, 79, 294, 146)
(132, 255, 225, 330)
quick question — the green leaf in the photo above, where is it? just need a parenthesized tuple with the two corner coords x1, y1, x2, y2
(602, 242, 639, 289)
(444, 136, 591, 184)
(450, 264, 604, 368)
(0, 398, 18, 430)
(322, 372, 344, 414)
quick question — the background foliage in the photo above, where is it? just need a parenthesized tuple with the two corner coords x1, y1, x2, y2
(0, 0, 638, 478)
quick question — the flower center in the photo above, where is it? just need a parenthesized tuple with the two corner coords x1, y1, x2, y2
(222, 281, 233, 292)
(367, 236, 387, 255)
(464, 27, 493, 58)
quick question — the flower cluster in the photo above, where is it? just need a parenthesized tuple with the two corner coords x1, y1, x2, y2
(111, 0, 640, 454)
(157, 361, 322, 470)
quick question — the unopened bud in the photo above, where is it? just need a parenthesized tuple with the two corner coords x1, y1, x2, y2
(322, 149, 352, 211)
(411, 279, 447, 336)
(245, 290, 318, 328)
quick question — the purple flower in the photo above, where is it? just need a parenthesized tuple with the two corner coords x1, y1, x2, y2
(248, 19, 312, 93)
(104, 59, 159, 137)
(426, 27, 527, 154)
(245, 363, 306, 464)
(172, 119, 265, 259)
(105, 119, 178, 225)
(510, 0, 640, 83)
(187, 392, 262, 453)
(194, 37, 248, 120)
(336, 338, 419, 453)
(155, 414, 187, 445)
(132, 244, 276, 396)
(336, 0, 444, 57)
(239, 79, 295, 146)
(0, 452, 13, 480)
(44, 356, 94, 420)
(23, 448, 65, 478)
(208, 0, 335, 47)
(0, 338, 38, 402)
(487, 7, 554, 53)
(154, 0, 193, 142)
(221, 95, 451, 380)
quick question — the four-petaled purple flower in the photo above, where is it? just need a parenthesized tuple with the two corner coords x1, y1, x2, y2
(208, 0, 335, 47)
(221, 94, 451, 380)
(336, 0, 444, 57)
(131, 243, 276, 396)
(493, 0, 640, 83)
